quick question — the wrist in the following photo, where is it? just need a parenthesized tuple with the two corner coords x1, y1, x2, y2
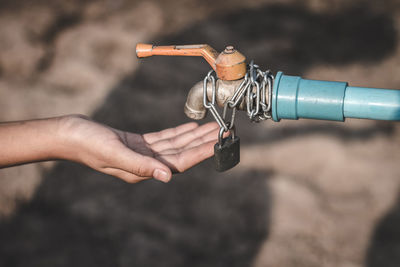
(53, 114, 89, 162)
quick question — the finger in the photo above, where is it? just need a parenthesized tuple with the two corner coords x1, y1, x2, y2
(159, 140, 216, 172)
(158, 126, 230, 154)
(143, 122, 199, 144)
(150, 122, 219, 152)
(109, 144, 172, 183)
(101, 167, 148, 183)
(181, 126, 230, 150)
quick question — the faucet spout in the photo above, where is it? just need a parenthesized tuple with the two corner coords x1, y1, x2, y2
(184, 79, 245, 120)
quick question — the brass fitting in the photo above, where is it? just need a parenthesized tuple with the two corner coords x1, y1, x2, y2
(184, 78, 246, 120)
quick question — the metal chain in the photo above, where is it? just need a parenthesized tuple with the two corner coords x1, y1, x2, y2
(202, 63, 274, 143)
(224, 60, 274, 122)
(203, 70, 229, 133)
(244, 60, 274, 122)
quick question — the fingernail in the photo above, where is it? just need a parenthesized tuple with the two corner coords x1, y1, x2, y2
(153, 169, 170, 183)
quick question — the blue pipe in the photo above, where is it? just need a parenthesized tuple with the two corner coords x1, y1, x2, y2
(272, 71, 400, 122)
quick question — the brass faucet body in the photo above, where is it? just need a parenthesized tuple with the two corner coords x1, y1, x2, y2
(184, 79, 247, 120)
(136, 43, 252, 119)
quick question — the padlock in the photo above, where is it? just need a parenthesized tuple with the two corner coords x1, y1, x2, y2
(214, 128, 240, 172)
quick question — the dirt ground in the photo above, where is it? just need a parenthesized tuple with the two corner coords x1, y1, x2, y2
(0, 0, 400, 266)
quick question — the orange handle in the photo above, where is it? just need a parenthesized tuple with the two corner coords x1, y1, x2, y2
(136, 43, 247, 81)
(136, 43, 219, 70)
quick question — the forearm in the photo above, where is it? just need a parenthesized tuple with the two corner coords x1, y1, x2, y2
(0, 117, 65, 167)
(0, 114, 217, 183)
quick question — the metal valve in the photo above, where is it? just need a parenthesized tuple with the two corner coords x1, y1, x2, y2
(136, 43, 247, 81)
(135, 42, 400, 171)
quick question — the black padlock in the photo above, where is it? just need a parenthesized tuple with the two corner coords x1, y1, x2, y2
(214, 135, 240, 172)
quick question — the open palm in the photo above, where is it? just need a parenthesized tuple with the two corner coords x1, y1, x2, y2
(62, 115, 220, 183)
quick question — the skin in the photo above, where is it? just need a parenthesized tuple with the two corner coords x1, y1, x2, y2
(0, 114, 222, 183)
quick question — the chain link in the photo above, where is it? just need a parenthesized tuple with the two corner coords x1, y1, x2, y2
(203, 70, 229, 133)
(202, 63, 274, 143)
(245, 60, 274, 122)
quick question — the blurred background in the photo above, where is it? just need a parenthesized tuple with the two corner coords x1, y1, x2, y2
(0, 0, 400, 266)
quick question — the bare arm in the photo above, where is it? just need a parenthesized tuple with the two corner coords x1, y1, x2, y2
(0, 117, 64, 167)
(0, 115, 220, 183)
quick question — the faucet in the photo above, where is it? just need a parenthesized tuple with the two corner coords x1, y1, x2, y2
(136, 43, 250, 120)
(136, 43, 400, 122)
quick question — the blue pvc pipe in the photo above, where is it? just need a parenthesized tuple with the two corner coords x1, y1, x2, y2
(344, 86, 400, 120)
(272, 71, 400, 122)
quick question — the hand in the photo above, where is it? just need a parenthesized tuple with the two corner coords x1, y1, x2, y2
(59, 115, 220, 183)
